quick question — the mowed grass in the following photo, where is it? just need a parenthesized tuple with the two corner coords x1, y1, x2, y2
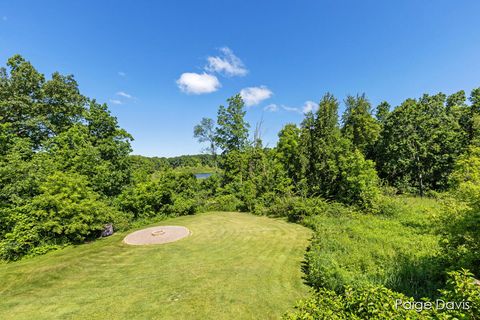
(0, 212, 311, 320)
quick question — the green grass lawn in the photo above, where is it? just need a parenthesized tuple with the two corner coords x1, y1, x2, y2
(0, 212, 311, 320)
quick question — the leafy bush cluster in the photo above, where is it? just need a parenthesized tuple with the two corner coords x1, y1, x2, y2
(284, 270, 480, 320)
(253, 195, 353, 222)
(116, 171, 201, 219)
(439, 144, 480, 277)
(0, 172, 120, 260)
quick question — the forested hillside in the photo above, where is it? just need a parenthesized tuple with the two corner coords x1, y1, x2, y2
(1, 55, 479, 318)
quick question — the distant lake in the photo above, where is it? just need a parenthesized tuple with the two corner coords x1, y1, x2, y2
(194, 173, 213, 179)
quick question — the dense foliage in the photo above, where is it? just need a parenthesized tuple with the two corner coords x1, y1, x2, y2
(0, 55, 133, 259)
(440, 144, 480, 276)
(376, 91, 479, 195)
(0, 56, 204, 260)
(116, 171, 201, 219)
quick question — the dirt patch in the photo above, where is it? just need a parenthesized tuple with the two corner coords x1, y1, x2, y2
(123, 226, 190, 245)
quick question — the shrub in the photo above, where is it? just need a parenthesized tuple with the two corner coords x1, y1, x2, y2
(439, 198, 480, 277)
(253, 196, 322, 221)
(377, 195, 403, 217)
(0, 172, 118, 260)
(204, 194, 242, 212)
(285, 286, 424, 320)
(441, 146, 480, 276)
(116, 171, 200, 218)
(336, 149, 381, 212)
(169, 196, 198, 216)
(284, 270, 480, 320)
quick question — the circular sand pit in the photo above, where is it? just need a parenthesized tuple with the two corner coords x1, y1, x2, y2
(123, 226, 190, 245)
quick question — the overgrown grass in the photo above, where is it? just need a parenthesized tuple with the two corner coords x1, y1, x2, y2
(0, 212, 311, 320)
(303, 196, 445, 299)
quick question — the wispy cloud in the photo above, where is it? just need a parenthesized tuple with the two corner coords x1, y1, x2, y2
(205, 47, 248, 77)
(176, 72, 221, 94)
(240, 86, 273, 106)
(118, 71, 126, 77)
(281, 105, 301, 113)
(279, 101, 318, 114)
(109, 99, 123, 105)
(264, 104, 279, 112)
(109, 91, 135, 105)
(116, 91, 133, 99)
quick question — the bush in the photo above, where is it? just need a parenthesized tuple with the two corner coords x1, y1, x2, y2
(285, 286, 423, 319)
(0, 172, 118, 260)
(377, 195, 403, 217)
(439, 197, 480, 277)
(284, 270, 480, 319)
(116, 171, 200, 218)
(204, 194, 242, 212)
(169, 196, 198, 216)
(254, 195, 353, 222)
(336, 149, 381, 212)
(441, 146, 480, 276)
(253, 196, 314, 221)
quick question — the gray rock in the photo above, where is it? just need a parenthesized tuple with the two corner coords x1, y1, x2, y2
(101, 223, 114, 237)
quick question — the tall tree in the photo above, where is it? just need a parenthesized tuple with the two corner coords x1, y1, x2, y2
(0, 55, 87, 148)
(341, 94, 380, 157)
(298, 93, 380, 210)
(215, 94, 249, 153)
(277, 123, 302, 186)
(309, 93, 342, 195)
(193, 117, 217, 165)
(375, 101, 391, 124)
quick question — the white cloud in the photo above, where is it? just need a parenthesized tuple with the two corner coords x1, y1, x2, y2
(264, 104, 278, 112)
(282, 105, 301, 113)
(240, 86, 273, 106)
(116, 91, 133, 99)
(118, 71, 126, 77)
(176, 72, 221, 94)
(302, 100, 318, 113)
(205, 47, 248, 77)
(109, 99, 123, 105)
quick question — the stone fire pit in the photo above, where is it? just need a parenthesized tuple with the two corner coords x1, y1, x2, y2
(123, 226, 190, 245)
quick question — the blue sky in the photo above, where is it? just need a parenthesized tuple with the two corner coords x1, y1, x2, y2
(1, 1, 480, 156)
